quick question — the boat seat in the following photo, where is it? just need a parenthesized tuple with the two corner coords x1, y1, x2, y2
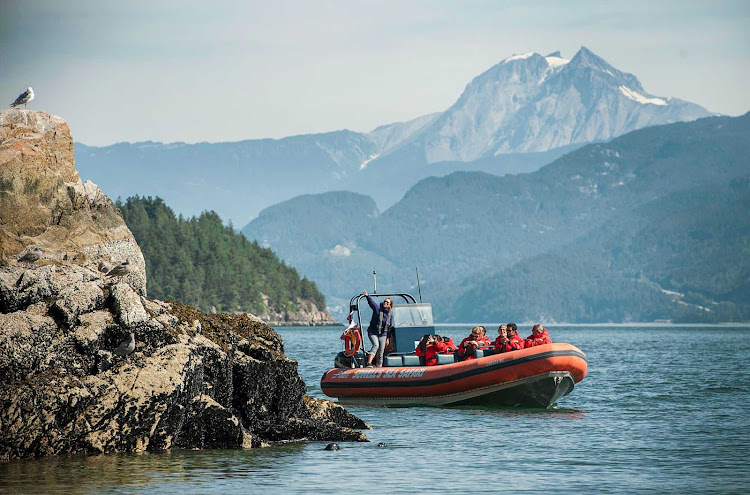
(402, 354, 422, 366)
(385, 354, 403, 367)
(475, 347, 495, 358)
(436, 353, 455, 365)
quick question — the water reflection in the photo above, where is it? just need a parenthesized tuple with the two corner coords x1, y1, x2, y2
(2, 445, 310, 494)
(2, 325, 749, 494)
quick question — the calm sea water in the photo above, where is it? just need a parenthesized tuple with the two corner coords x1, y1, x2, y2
(2, 325, 749, 494)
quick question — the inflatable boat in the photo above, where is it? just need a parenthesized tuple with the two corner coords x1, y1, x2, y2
(320, 292, 587, 408)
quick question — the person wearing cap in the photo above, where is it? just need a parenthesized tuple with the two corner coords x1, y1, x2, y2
(524, 324, 552, 347)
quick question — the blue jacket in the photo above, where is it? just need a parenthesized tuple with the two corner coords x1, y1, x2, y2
(365, 294, 395, 337)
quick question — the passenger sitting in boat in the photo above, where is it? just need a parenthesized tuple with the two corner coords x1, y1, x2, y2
(506, 322, 525, 350)
(494, 324, 511, 353)
(524, 324, 552, 347)
(362, 290, 395, 367)
(441, 335, 457, 352)
(415, 334, 448, 366)
(457, 326, 491, 360)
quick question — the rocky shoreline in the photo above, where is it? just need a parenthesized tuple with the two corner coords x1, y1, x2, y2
(254, 294, 340, 327)
(0, 109, 367, 461)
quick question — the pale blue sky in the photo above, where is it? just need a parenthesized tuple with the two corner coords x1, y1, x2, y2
(1, 0, 748, 146)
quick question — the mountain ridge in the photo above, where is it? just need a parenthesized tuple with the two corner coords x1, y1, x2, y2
(75, 47, 714, 225)
(242, 112, 750, 322)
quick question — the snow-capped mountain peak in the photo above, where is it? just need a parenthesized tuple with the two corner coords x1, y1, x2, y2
(416, 46, 712, 162)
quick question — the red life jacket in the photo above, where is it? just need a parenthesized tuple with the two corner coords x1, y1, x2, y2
(524, 329, 552, 347)
(493, 336, 512, 353)
(458, 335, 491, 360)
(415, 340, 448, 366)
(508, 333, 525, 350)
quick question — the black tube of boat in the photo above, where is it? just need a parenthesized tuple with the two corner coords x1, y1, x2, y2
(373, 270, 377, 294)
(416, 267, 422, 303)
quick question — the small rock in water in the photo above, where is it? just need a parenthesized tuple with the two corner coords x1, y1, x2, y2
(324, 443, 340, 451)
(377, 442, 387, 447)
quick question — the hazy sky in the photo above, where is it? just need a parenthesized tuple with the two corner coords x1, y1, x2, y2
(2, 0, 748, 146)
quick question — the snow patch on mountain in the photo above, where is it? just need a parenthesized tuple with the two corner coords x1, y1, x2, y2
(545, 55, 570, 68)
(505, 52, 535, 62)
(619, 86, 668, 106)
(360, 153, 380, 170)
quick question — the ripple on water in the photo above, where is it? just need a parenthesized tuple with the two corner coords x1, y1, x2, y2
(1, 325, 749, 494)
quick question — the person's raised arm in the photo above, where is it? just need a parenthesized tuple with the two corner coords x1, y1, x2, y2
(363, 290, 379, 312)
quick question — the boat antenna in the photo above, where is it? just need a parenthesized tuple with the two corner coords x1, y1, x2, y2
(416, 267, 422, 303)
(373, 270, 377, 294)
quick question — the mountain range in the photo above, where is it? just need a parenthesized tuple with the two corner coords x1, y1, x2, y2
(75, 47, 712, 226)
(242, 113, 750, 323)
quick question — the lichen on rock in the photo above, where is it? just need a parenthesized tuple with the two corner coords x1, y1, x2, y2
(0, 109, 368, 461)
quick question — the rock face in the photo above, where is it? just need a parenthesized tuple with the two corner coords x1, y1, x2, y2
(258, 298, 340, 326)
(0, 109, 367, 461)
(0, 109, 146, 296)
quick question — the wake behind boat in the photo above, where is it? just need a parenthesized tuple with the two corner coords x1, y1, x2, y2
(320, 292, 587, 408)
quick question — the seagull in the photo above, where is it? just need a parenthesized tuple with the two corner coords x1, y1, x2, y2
(10, 87, 34, 109)
(113, 332, 135, 357)
(97, 260, 114, 274)
(107, 259, 132, 278)
(18, 247, 43, 263)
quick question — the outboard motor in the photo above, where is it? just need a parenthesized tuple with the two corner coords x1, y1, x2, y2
(334, 351, 364, 368)
(334, 351, 353, 369)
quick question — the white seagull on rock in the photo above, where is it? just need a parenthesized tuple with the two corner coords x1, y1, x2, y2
(10, 87, 34, 108)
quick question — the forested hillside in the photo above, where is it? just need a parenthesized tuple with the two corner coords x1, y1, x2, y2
(243, 113, 750, 322)
(453, 176, 750, 322)
(118, 196, 325, 315)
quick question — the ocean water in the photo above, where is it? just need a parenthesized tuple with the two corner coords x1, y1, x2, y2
(2, 325, 749, 494)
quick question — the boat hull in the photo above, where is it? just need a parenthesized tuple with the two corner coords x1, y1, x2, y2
(320, 343, 586, 408)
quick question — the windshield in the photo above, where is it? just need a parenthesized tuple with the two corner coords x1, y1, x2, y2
(391, 303, 433, 328)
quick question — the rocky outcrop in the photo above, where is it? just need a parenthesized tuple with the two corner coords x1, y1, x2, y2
(0, 109, 367, 461)
(0, 109, 146, 296)
(258, 298, 340, 326)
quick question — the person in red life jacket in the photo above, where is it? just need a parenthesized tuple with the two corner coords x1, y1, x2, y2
(457, 326, 491, 360)
(524, 324, 552, 347)
(506, 322, 525, 350)
(441, 335, 457, 352)
(494, 324, 512, 353)
(414, 334, 448, 366)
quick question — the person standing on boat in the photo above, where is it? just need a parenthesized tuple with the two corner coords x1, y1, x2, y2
(457, 326, 491, 360)
(362, 290, 395, 367)
(524, 324, 552, 347)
